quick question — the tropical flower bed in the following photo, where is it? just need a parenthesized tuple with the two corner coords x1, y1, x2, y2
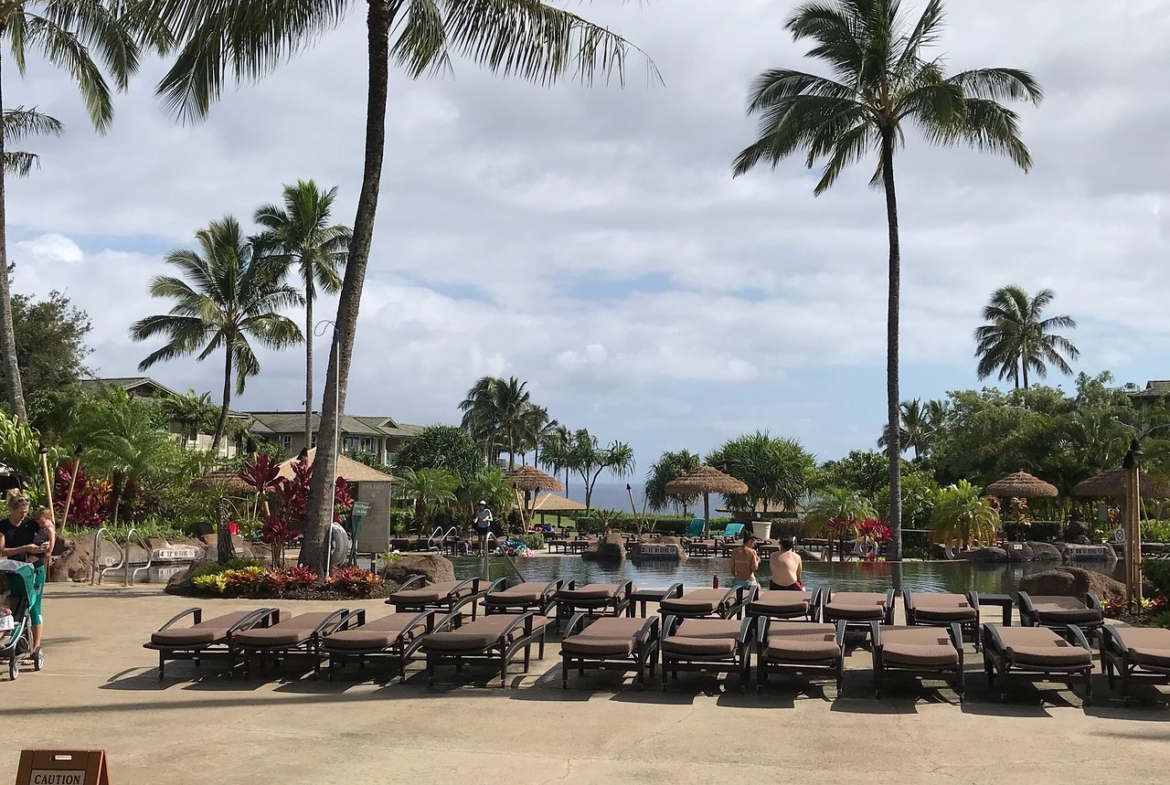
(178, 559, 389, 600)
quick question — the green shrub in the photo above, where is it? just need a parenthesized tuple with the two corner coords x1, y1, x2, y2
(192, 574, 227, 594)
(390, 508, 414, 534)
(1144, 559, 1170, 599)
(1142, 519, 1170, 543)
(518, 533, 545, 551)
(188, 557, 266, 581)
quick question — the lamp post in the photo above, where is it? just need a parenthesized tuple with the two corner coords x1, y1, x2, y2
(314, 320, 342, 576)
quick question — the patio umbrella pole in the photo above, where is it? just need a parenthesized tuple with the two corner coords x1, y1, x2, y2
(38, 445, 55, 524)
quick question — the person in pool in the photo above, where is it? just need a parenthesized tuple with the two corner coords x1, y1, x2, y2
(729, 532, 761, 588)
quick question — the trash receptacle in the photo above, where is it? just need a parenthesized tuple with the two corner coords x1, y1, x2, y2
(751, 520, 773, 540)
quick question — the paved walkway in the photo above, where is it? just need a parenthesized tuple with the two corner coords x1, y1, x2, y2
(2, 585, 1167, 785)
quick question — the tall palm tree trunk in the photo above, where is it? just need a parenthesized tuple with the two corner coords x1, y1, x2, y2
(881, 128, 903, 591)
(304, 294, 314, 448)
(212, 349, 233, 455)
(301, 1, 395, 572)
(0, 49, 27, 421)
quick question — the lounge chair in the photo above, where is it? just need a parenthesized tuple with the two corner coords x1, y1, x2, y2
(483, 578, 564, 617)
(420, 611, 547, 687)
(822, 590, 896, 638)
(322, 609, 436, 682)
(756, 618, 847, 694)
(746, 589, 823, 624)
(555, 580, 634, 629)
(560, 614, 660, 690)
(234, 609, 355, 679)
(1100, 625, 1170, 705)
(386, 577, 486, 619)
(1017, 592, 1105, 641)
(871, 622, 964, 701)
(982, 623, 1094, 706)
(904, 590, 981, 650)
(144, 607, 278, 679)
(660, 615, 754, 692)
(658, 585, 752, 620)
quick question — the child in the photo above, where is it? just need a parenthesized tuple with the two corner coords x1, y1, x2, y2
(0, 579, 12, 633)
(31, 507, 54, 568)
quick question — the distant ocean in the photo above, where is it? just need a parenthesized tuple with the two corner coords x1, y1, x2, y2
(564, 482, 729, 519)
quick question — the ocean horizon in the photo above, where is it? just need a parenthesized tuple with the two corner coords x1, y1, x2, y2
(559, 481, 730, 519)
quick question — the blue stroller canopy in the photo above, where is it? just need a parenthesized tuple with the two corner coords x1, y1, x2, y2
(0, 560, 36, 599)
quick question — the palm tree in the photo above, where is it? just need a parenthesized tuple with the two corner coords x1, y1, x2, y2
(975, 286, 1079, 390)
(645, 449, 700, 514)
(564, 429, 635, 511)
(129, 217, 304, 453)
(931, 480, 1000, 548)
(161, 389, 219, 448)
(877, 399, 935, 459)
(396, 467, 460, 526)
(143, 0, 656, 573)
(254, 180, 351, 449)
(0, 1, 153, 421)
(538, 424, 573, 495)
(732, 0, 1041, 578)
(3, 107, 63, 178)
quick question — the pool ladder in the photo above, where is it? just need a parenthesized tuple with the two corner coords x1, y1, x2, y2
(90, 527, 154, 586)
(482, 532, 526, 583)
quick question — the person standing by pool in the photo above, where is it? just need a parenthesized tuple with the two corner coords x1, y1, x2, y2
(474, 500, 494, 555)
(730, 532, 760, 588)
(769, 537, 804, 591)
(0, 491, 50, 652)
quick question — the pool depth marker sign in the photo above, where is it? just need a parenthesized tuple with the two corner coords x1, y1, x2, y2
(16, 750, 110, 785)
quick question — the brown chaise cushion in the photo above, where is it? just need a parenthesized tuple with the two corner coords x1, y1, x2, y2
(660, 589, 731, 616)
(235, 612, 339, 647)
(389, 581, 472, 605)
(1029, 596, 1103, 625)
(1112, 627, 1170, 669)
(764, 622, 841, 662)
(879, 627, 959, 667)
(912, 593, 977, 622)
(662, 619, 742, 657)
(560, 617, 648, 657)
(150, 611, 256, 647)
(748, 591, 812, 616)
(324, 615, 429, 652)
(825, 603, 886, 621)
(485, 582, 554, 605)
(997, 627, 1092, 668)
(422, 615, 546, 653)
(559, 584, 621, 602)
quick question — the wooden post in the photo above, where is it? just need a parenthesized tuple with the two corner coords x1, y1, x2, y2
(1132, 468, 1143, 607)
(60, 446, 84, 534)
(1123, 440, 1142, 610)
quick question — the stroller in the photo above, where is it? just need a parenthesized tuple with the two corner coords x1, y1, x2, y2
(0, 559, 43, 680)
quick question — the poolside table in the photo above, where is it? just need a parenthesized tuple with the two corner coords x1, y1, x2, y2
(979, 593, 1014, 626)
(628, 586, 685, 618)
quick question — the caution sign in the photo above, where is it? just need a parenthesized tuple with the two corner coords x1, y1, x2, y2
(15, 750, 110, 785)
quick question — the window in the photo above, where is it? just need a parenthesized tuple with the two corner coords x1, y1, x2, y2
(281, 435, 292, 453)
(360, 437, 375, 452)
(310, 434, 318, 448)
(343, 436, 360, 453)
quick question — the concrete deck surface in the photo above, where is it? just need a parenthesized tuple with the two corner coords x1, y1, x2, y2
(2, 584, 1167, 785)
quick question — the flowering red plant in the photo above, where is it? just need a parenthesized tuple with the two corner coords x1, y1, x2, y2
(858, 518, 891, 542)
(53, 462, 111, 528)
(334, 477, 354, 523)
(240, 453, 281, 493)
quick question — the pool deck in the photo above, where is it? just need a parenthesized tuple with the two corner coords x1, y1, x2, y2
(3, 584, 1168, 785)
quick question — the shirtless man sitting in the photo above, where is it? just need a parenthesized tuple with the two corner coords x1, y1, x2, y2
(730, 533, 761, 588)
(769, 537, 803, 591)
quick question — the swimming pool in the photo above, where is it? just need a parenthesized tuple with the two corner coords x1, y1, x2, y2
(452, 555, 1123, 596)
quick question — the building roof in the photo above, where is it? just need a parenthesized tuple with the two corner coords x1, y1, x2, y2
(82, 377, 250, 417)
(277, 449, 396, 484)
(1130, 380, 1170, 398)
(247, 411, 415, 438)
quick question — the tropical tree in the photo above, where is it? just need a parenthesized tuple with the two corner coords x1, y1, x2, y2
(645, 449, 701, 514)
(3, 107, 63, 177)
(877, 399, 937, 459)
(161, 389, 219, 449)
(0, 1, 155, 421)
(140, 0, 655, 573)
(930, 480, 1000, 548)
(253, 180, 351, 448)
(537, 424, 573, 495)
(802, 485, 877, 562)
(975, 285, 1079, 390)
(396, 467, 460, 526)
(459, 466, 516, 526)
(129, 217, 304, 453)
(458, 376, 547, 469)
(563, 429, 635, 511)
(706, 431, 817, 514)
(396, 424, 484, 485)
(819, 449, 887, 498)
(732, 0, 1041, 577)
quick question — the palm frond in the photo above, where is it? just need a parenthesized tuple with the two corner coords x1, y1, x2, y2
(3, 106, 64, 142)
(949, 67, 1043, 105)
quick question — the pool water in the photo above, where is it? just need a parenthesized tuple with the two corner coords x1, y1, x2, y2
(453, 555, 1124, 596)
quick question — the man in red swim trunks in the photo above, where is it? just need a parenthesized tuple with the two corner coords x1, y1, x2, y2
(768, 537, 803, 591)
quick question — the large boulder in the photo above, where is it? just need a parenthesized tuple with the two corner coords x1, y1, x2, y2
(1027, 541, 1063, 561)
(1019, 566, 1126, 603)
(960, 547, 1008, 563)
(383, 553, 456, 586)
(1002, 542, 1036, 562)
(796, 548, 822, 563)
(582, 531, 626, 562)
(48, 537, 98, 582)
(629, 536, 685, 561)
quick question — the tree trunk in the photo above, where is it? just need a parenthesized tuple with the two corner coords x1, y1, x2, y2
(301, 0, 395, 573)
(211, 349, 232, 455)
(1022, 358, 1029, 390)
(880, 127, 903, 592)
(304, 293, 314, 449)
(0, 48, 27, 420)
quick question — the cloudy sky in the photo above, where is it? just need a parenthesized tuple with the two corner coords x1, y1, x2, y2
(8, 0, 1170, 471)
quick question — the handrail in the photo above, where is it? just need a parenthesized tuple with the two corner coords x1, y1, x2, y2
(96, 528, 131, 585)
(91, 527, 113, 585)
(427, 526, 458, 552)
(481, 532, 526, 584)
(123, 527, 153, 587)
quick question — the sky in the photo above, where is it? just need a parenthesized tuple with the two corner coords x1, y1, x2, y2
(7, 0, 1170, 473)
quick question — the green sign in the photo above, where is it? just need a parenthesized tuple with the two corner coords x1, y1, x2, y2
(351, 502, 372, 518)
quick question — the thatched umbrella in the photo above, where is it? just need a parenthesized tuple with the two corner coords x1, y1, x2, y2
(1072, 467, 1170, 499)
(504, 465, 564, 492)
(531, 491, 587, 527)
(665, 466, 748, 536)
(985, 470, 1058, 498)
(190, 469, 254, 495)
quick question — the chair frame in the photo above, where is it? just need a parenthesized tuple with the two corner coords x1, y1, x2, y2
(145, 607, 278, 680)
(324, 609, 437, 683)
(755, 617, 847, 695)
(1100, 625, 1170, 706)
(555, 579, 634, 630)
(746, 587, 824, 624)
(423, 610, 547, 688)
(660, 614, 754, 693)
(870, 621, 965, 702)
(238, 608, 356, 679)
(560, 612, 660, 691)
(982, 622, 1094, 707)
(1017, 591, 1104, 643)
(483, 578, 565, 617)
(903, 590, 981, 651)
(658, 585, 754, 621)
(822, 588, 896, 635)
(386, 577, 487, 621)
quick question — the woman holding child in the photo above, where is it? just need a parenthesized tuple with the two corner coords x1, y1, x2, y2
(0, 489, 54, 651)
